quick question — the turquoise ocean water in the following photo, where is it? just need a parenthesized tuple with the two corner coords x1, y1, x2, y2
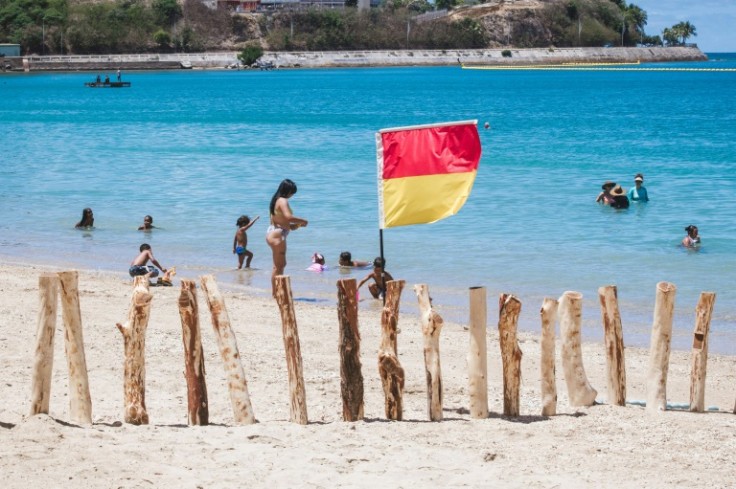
(1, 54, 735, 353)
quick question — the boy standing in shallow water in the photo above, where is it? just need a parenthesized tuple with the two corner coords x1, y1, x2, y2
(358, 257, 394, 299)
(233, 215, 259, 268)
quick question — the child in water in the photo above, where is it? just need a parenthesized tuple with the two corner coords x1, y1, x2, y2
(138, 215, 156, 230)
(233, 215, 259, 268)
(75, 208, 94, 228)
(358, 257, 394, 299)
(339, 251, 370, 268)
(682, 225, 700, 247)
(307, 252, 327, 272)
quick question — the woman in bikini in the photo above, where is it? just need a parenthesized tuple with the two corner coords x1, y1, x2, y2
(266, 179, 308, 296)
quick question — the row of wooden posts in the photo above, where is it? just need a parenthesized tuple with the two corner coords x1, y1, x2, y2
(30, 272, 734, 426)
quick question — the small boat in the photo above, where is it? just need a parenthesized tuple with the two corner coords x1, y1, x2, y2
(84, 81, 131, 88)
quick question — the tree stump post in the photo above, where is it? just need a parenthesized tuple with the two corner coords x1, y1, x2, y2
(30, 273, 60, 416)
(540, 297, 558, 416)
(467, 286, 488, 419)
(598, 285, 627, 406)
(274, 275, 308, 425)
(415, 284, 444, 421)
(378, 280, 405, 421)
(498, 294, 523, 417)
(178, 278, 209, 425)
(558, 291, 597, 407)
(116, 275, 152, 425)
(337, 278, 363, 422)
(57, 271, 93, 424)
(689, 291, 716, 413)
(200, 274, 256, 424)
(647, 281, 677, 412)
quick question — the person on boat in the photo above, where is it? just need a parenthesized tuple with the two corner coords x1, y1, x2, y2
(682, 225, 700, 247)
(628, 173, 649, 202)
(609, 185, 630, 209)
(596, 181, 616, 205)
(75, 207, 94, 228)
(265, 179, 308, 297)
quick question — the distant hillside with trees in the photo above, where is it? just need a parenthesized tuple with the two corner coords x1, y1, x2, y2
(0, 0, 697, 55)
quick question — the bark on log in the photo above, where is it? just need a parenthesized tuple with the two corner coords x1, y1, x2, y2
(598, 285, 627, 406)
(200, 274, 256, 424)
(178, 279, 209, 425)
(274, 275, 308, 425)
(498, 294, 523, 417)
(378, 280, 405, 421)
(467, 287, 488, 419)
(647, 281, 677, 412)
(540, 297, 558, 416)
(689, 291, 716, 413)
(415, 284, 444, 421)
(559, 291, 597, 407)
(30, 273, 60, 416)
(337, 278, 364, 421)
(116, 275, 152, 425)
(57, 271, 93, 424)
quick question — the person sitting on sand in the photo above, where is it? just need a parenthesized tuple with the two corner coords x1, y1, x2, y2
(358, 257, 394, 299)
(307, 252, 327, 272)
(339, 251, 370, 268)
(129, 243, 167, 278)
(138, 215, 156, 230)
(609, 185, 630, 209)
(234, 215, 259, 269)
(75, 208, 94, 228)
(628, 173, 649, 202)
(596, 181, 617, 205)
(682, 225, 700, 247)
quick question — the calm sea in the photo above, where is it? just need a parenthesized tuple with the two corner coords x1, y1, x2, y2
(1, 53, 735, 353)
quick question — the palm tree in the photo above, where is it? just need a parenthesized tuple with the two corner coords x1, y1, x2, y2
(673, 21, 697, 45)
(626, 4, 648, 43)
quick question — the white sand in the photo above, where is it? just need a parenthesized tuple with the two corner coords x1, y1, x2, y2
(0, 263, 734, 488)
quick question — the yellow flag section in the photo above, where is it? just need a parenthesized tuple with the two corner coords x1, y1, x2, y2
(376, 120, 481, 229)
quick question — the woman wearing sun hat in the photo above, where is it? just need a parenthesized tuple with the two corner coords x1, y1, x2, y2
(596, 181, 617, 205)
(610, 184, 630, 209)
(628, 173, 649, 202)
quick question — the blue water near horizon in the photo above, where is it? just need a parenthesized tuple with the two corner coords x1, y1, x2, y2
(2, 53, 735, 354)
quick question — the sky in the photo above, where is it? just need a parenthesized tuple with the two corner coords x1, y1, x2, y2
(633, 0, 736, 52)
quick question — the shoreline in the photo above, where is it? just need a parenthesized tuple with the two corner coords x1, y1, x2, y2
(0, 261, 734, 487)
(3, 46, 708, 71)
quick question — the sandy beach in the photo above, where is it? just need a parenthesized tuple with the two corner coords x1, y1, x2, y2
(0, 262, 734, 488)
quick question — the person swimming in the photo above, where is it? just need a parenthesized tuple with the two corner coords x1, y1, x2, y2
(682, 225, 700, 247)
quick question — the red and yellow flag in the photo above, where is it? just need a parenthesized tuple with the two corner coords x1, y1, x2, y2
(376, 120, 481, 229)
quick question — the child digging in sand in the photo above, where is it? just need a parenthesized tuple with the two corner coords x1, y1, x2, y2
(233, 215, 259, 268)
(358, 257, 394, 299)
(129, 243, 167, 278)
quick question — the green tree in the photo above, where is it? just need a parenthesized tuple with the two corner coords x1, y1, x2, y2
(153, 28, 170, 48)
(152, 0, 181, 26)
(434, 0, 458, 10)
(237, 43, 263, 66)
(662, 27, 678, 46)
(673, 20, 696, 44)
(625, 3, 647, 42)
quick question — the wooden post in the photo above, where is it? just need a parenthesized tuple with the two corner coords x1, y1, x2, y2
(467, 287, 488, 419)
(647, 281, 677, 412)
(116, 276, 152, 425)
(415, 284, 444, 421)
(30, 273, 60, 416)
(689, 291, 716, 413)
(378, 280, 405, 421)
(540, 297, 558, 416)
(598, 285, 627, 406)
(178, 279, 209, 425)
(337, 278, 363, 422)
(558, 291, 597, 407)
(57, 271, 93, 424)
(498, 294, 522, 417)
(200, 274, 256, 425)
(274, 275, 308, 425)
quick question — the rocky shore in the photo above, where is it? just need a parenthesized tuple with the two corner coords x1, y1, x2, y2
(3, 46, 707, 71)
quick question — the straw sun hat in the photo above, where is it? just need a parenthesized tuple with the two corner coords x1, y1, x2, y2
(611, 185, 627, 196)
(601, 180, 616, 190)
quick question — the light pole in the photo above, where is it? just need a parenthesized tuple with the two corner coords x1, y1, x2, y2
(621, 12, 625, 46)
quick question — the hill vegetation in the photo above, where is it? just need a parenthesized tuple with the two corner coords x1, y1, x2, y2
(0, 0, 697, 55)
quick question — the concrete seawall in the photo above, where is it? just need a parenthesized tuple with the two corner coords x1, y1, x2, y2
(4, 46, 707, 71)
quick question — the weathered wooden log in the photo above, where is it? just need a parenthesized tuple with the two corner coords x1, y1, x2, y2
(598, 285, 627, 407)
(378, 280, 405, 421)
(30, 273, 60, 416)
(57, 271, 93, 424)
(498, 294, 523, 417)
(540, 297, 558, 416)
(558, 291, 597, 407)
(116, 275, 152, 425)
(200, 274, 256, 424)
(274, 275, 308, 425)
(415, 284, 444, 421)
(467, 286, 488, 419)
(647, 281, 677, 412)
(337, 278, 363, 422)
(177, 278, 209, 425)
(689, 291, 716, 413)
